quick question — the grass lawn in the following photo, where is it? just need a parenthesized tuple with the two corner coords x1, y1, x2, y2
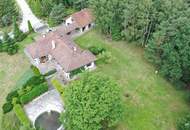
(0, 33, 36, 129)
(75, 30, 190, 130)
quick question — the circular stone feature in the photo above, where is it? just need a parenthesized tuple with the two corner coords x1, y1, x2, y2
(34, 111, 61, 130)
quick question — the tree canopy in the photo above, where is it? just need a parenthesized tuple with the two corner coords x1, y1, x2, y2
(61, 73, 124, 130)
(90, 0, 190, 86)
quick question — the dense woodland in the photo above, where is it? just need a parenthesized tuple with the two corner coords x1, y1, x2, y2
(90, 0, 190, 87)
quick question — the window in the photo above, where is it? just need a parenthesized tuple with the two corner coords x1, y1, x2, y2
(67, 32, 71, 35)
(88, 24, 91, 28)
(82, 26, 86, 32)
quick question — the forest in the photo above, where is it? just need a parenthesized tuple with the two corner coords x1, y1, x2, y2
(90, 0, 190, 87)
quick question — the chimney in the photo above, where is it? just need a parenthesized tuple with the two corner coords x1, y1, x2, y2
(52, 40, 56, 49)
(73, 47, 77, 52)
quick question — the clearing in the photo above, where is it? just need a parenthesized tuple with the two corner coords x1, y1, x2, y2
(75, 30, 190, 130)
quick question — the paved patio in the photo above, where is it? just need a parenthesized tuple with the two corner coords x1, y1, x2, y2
(24, 89, 64, 125)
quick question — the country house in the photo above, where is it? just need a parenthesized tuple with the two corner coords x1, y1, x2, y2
(25, 9, 96, 80)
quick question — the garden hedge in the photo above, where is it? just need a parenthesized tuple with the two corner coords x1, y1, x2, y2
(23, 75, 45, 88)
(13, 104, 31, 127)
(51, 79, 64, 94)
(6, 90, 19, 102)
(2, 102, 13, 114)
(20, 83, 48, 104)
(43, 69, 57, 77)
(31, 65, 41, 76)
(70, 67, 85, 78)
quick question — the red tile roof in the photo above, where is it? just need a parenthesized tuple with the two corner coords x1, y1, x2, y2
(26, 32, 96, 72)
(71, 8, 94, 28)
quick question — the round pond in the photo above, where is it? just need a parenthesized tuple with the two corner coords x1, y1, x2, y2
(34, 111, 61, 130)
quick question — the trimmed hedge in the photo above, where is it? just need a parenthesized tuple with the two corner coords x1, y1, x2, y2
(23, 75, 45, 88)
(31, 65, 40, 76)
(51, 79, 64, 94)
(13, 104, 31, 127)
(6, 90, 19, 102)
(20, 83, 48, 104)
(2, 102, 13, 114)
(43, 69, 57, 77)
(70, 67, 85, 77)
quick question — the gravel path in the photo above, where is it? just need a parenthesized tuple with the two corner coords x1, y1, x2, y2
(15, 0, 48, 33)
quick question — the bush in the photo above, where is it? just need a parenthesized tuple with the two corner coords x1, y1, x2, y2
(70, 67, 85, 77)
(43, 69, 56, 77)
(2, 102, 13, 114)
(23, 75, 45, 87)
(6, 90, 19, 102)
(51, 79, 64, 94)
(178, 114, 190, 130)
(31, 65, 41, 76)
(13, 104, 31, 127)
(7, 45, 18, 55)
(20, 83, 48, 104)
(96, 51, 112, 64)
(88, 46, 106, 55)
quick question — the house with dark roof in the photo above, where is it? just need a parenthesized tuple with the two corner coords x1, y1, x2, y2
(25, 9, 96, 80)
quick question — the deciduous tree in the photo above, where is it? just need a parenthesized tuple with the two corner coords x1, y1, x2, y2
(61, 73, 124, 130)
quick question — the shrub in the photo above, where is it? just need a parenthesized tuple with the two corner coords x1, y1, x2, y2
(20, 83, 48, 104)
(88, 46, 106, 55)
(43, 69, 56, 77)
(96, 51, 112, 64)
(23, 75, 45, 87)
(70, 67, 85, 77)
(2, 102, 13, 114)
(51, 79, 64, 94)
(178, 114, 190, 130)
(6, 90, 19, 102)
(12, 97, 20, 105)
(31, 65, 41, 76)
(7, 45, 18, 55)
(13, 104, 31, 127)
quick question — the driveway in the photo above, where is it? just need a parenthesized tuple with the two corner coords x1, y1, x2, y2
(15, 0, 49, 33)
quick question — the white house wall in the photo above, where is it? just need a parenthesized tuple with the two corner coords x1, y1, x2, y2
(65, 17, 73, 26)
(84, 62, 95, 70)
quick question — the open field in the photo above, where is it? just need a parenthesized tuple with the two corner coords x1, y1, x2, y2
(0, 33, 36, 129)
(75, 30, 190, 130)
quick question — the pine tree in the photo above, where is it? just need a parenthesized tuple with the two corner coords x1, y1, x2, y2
(13, 17, 22, 40)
